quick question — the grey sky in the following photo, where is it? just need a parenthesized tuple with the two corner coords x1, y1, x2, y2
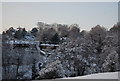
(2, 2, 118, 32)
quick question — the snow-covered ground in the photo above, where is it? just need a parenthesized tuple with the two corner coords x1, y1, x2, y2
(61, 72, 119, 79)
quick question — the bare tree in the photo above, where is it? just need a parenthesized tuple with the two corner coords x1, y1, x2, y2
(69, 25, 80, 40)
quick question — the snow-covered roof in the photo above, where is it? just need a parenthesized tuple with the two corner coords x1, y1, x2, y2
(6, 40, 39, 45)
(40, 44, 59, 47)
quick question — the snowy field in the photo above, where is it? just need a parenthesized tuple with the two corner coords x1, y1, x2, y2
(61, 72, 119, 79)
(31, 72, 119, 81)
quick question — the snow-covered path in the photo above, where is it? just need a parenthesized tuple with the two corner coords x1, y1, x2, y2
(61, 72, 119, 79)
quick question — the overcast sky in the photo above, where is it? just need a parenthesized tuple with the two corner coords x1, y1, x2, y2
(2, 2, 118, 32)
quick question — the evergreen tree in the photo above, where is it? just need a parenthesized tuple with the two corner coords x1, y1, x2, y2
(51, 33, 60, 44)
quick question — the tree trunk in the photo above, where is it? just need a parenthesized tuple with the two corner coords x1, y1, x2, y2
(32, 59, 36, 79)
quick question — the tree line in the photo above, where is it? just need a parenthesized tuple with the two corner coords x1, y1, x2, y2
(2, 22, 120, 80)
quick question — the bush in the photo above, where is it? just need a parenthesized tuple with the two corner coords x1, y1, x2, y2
(36, 60, 64, 79)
